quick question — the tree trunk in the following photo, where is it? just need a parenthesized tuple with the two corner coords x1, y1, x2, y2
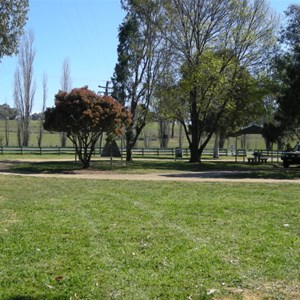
(61, 132, 67, 147)
(189, 90, 200, 163)
(264, 138, 272, 154)
(178, 123, 183, 148)
(23, 119, 30, 146)
(126, 139, 134, 161)
(189, 148, 200, 162)
(219, 131, 226, 149)
(126, 146, 132, 161)
(5, 118, 9, 146)
(125, 130, 134, 161)
(213, 132, 220, 158)
(17, 121, 22, 147)
(158, 119, 170, 148)
(171, 121, 175, 138)
(80, 159, 90, 168)
(37, 123, 43, 148)
(189, 139, 200, 163)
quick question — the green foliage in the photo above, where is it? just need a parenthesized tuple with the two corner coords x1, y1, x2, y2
(262, 121, 284, 150)
(111, 13, 139, 105)
(181, 50, 265, 131)
(273, 5, 300, 139)
(153, 0, 277, 163)
(0, 103, 17, 120)
(280, 4, 300, 49)
(43, 87, 131, 168)
(0, 0, 29, 61)
(0, 175, 299, 299)
(158, 49, 268, 162)
(112, 1, 165, 161)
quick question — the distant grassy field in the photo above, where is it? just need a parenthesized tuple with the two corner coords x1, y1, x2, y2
(0, 119, 272, 150)
(0, 174, 299, 299)
(0, 120, 70, 147)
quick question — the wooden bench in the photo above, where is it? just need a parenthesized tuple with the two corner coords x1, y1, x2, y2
(248, 157, 255, 163)
(260, 157, 268, 163)
(248, 157, 268, 164)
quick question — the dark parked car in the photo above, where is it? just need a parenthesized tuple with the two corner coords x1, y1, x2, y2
(281, 144, 300, 168)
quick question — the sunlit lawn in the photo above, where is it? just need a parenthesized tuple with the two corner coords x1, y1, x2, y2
(0, 174, 299, 299)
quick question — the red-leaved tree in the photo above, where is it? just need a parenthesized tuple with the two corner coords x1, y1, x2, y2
(44, 87, 131, 168)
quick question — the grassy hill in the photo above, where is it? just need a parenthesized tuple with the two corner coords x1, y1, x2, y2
(0, 119, 286, 150)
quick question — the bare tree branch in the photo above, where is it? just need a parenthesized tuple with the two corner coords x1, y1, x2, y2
(13, 29, 36, 146)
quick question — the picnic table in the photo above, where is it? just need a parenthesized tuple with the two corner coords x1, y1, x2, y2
(248, 151, 268, 164)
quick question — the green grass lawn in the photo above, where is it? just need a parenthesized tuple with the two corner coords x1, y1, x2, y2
(0, 175, 299, 299)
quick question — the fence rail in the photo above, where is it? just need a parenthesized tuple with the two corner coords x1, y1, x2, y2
(0, 146, 283, 160)
(0, 146, 76, 156)
(0, 146, 229, 157)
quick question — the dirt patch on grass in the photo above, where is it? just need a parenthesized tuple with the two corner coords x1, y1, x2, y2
(1, 159, 300, 183)
(217, 281, 300, 299)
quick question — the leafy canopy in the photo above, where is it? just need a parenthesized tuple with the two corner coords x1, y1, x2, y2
(44, 87, 131, 168)
(273, 5, 300, 138)
(0, 0, 29, 61)
(44, 87, 130, 136)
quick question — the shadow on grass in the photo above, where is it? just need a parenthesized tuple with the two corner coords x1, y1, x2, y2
(161, 169, 300, 180)
(0, 160, 82, 174)
(1, 159, 300, 180)
(99, 160, 300, 180)
(112, 159, 278, 172)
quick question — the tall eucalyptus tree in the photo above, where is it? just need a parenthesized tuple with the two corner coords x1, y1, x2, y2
(112, 0, 169, 161)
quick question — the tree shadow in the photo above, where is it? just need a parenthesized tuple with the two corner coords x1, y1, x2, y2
(0, 160, 82, 175)
(1, 159, 300, 180)
(113, 159, 276, 172)
(161, 168, 300, 180)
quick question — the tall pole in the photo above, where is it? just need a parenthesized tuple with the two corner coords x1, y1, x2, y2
(98, 81, 112, 96)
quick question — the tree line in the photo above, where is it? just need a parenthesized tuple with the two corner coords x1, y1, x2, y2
(112, 0, 300, 162)
(1, 0, 300, 167)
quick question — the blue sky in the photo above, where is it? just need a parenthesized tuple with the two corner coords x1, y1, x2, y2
(0, 0, 296, 113)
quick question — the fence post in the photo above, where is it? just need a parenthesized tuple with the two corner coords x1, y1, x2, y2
(157, 148, 159, 157)
(0, 146, 3, 155)
(21, 146, 23, 155)
(40, 147, 42, 155)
